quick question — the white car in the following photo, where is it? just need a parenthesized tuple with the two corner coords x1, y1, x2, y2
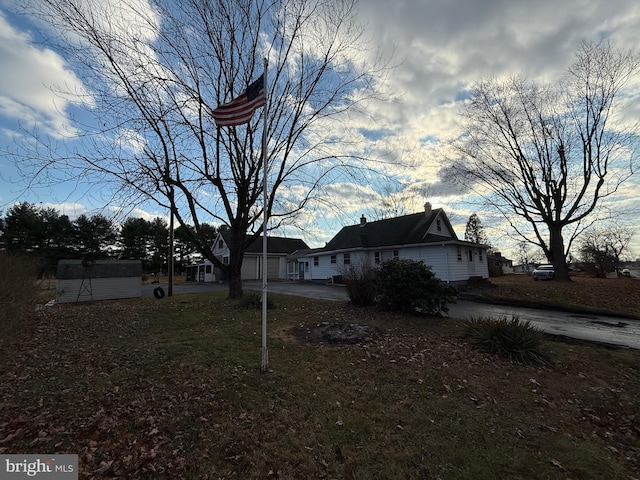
(532, 264, 555, 280)
(621, 268, 631, 277)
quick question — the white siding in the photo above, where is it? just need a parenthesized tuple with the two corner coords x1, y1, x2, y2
(57, 277, 141, 303)
(426, 213, 453, 237)
(212, 234, 228, 258)
(309, 244, 488, 283)
(310, 253, 341, 281)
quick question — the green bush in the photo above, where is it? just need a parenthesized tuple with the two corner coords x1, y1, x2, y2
(236, 291, 276, 310)
(463, 315, 550, 365)
(342, 263, 378, 306)
(375, 259, 457, 315)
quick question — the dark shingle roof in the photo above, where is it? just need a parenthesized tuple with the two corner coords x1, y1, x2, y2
(220, 231, 309, 254)
(324, 209, 457, 251)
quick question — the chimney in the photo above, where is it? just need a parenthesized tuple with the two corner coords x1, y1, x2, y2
(424, 202, 432, 215)
(360, 214, 367, 226)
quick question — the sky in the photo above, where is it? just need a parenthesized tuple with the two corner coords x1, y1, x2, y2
(1, 0, 640, 261)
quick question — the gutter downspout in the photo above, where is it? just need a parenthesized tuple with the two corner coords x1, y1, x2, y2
(443, 244, 450, 283)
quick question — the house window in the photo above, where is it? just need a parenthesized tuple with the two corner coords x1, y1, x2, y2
(479, 250, 483, 262)
(218, 239, 223, 248)
(314, 256, 319, 266)
(223, 256, 229, 265)
(305, 262, 309, 272)
(331, 255, 337, 264)
(468, 250, 473, 262)
(393, 249, 399, 260)
(344, 253, 350, 265)
(436, 219, 442, 232)
(205, 265, 212, 273)
(457, 247, 462, 261)
(374, 251, 381, 264)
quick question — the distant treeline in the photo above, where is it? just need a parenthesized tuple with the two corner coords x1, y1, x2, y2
(0, 202, 220, 276)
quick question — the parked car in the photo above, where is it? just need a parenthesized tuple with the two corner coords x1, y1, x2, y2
(621, 268, 631, 277)
(532, 264, 554, 280)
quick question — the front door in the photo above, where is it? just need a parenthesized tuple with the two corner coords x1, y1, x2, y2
(298, 262, 305, 280)
(468, 249, 475, 275)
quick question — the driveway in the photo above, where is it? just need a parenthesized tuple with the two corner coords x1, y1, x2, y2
(144, 280, 640, 350)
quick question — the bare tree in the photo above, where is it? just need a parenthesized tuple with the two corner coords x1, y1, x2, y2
(16, 0, 389, 297)
(580, 225, 634, 276)
(450, 41, 639, 281)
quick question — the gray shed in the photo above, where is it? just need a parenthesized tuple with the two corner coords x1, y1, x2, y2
(56, 259, 142, 303)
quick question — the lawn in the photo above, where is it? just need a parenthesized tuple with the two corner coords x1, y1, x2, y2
(2, 287, 639, 479)
(465, 273, 640, 319)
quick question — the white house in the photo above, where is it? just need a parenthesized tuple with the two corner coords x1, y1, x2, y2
(301, 203, 490, 284)
(187, 231, 309, 282)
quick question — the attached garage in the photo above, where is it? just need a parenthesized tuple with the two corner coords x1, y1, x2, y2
(56, 259, 142, 303)
(241, 256, 281, 280)
(210, 232, 310, 282)
(241, 257, 259, 279)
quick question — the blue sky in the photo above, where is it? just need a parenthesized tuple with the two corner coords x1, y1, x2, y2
(1, 0, 640, 260)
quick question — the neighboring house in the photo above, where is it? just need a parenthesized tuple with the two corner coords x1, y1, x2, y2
(301, 203, 489, 284)
(56, 259, 142, 303)
(513, 263, 536, 274)
(185, 258, 215, 283)
(487, 251, 514, 275)
(187, 232, 309, 282)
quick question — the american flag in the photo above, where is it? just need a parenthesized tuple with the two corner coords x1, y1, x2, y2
(212, 75, 266, 127)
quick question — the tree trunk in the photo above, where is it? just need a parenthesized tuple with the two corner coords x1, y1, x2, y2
(226, 229, 247, 299)
(548, 223, 571, 281)
(227, 266, 243, 299)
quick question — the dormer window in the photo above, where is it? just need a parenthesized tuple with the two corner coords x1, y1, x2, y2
(436, 219, 442, 232)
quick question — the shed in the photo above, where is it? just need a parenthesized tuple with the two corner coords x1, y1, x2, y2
(56, 259, 142, 303)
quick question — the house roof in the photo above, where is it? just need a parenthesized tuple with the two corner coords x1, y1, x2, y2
(323, 208, 460, 251)
(219, 231, 309, 255)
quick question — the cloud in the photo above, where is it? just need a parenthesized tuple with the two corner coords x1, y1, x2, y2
(0, 10, 90, 139)
(2, 0, 639, 261)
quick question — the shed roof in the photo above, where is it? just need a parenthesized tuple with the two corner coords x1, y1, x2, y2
(56, 259, 142, 279)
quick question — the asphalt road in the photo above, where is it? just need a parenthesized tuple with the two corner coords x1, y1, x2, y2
(144, 280, 640, 350)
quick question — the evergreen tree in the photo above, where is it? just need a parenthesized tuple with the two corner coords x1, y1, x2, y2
(464, 213, 488, 245)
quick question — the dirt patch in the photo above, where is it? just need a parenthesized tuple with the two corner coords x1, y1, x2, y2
(292, 322, 382, 345)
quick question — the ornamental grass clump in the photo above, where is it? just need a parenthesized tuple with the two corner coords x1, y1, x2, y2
(464, 315, 550, 365)
(236, 291, 276, 310)
(342, 263, 378, 307)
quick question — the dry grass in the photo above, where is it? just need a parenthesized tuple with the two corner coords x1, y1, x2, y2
(1, 292, 639, 479)
(466, 273, 640, 318)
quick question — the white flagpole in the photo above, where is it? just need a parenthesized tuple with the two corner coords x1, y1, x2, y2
(261, 57, 269, 373)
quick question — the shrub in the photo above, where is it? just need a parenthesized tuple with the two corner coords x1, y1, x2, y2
(463, 315, 550, 365)
(0, 253, 39, 344)
(236, 291, 276, 310)
(342, 263, 378, 306)
(375, 259, 457, 315)
(488, 265, 504, 277)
